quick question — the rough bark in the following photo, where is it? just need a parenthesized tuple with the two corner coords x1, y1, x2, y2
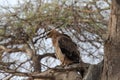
(32, 55, 41, 72)
(101, 0, 120, 80)
(83, 61, 103, 80)
(32, 63, 89, 80)
(32, 62, 104, 80)
(34, 70, 82, 80)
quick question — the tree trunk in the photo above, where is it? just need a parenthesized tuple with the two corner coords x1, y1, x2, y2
(101, 0, 120, 80)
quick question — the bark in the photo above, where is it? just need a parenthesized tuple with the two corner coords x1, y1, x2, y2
(34, 69, 82, 80)
(83, 61, 103, 80)
(32, 62, 103, 80)
(32, 55, 41, 72)
(32, 63, 89, 80)
(101, 0, 120, 80)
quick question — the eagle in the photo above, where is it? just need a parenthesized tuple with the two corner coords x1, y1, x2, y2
(47, 29, 80, 65)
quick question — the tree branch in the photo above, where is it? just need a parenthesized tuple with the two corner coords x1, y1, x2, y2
(0, 63, 89, 80)
(38, 53, 56, 59)
(83, 61, 103, 80)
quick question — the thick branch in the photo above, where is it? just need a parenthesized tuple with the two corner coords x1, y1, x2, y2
(38, 53, 56, 59)
(83, 61, 103, 80)
(0, 63, 88, 80)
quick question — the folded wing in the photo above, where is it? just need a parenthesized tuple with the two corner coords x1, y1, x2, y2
(58, 34, 80, 63)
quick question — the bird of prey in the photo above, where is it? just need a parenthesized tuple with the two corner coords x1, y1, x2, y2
(47, 29, 80, 65)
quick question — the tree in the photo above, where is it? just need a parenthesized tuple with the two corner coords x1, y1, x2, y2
(0, 0, 111, 80)
(101, 0, 120, 80)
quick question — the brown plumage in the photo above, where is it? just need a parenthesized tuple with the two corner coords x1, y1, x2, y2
(47, 29, 80, 65)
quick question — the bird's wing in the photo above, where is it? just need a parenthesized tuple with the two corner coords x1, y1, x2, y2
(58, 34, 80, 63)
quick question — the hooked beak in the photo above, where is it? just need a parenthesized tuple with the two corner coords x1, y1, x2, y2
(45, 31, 50, 39)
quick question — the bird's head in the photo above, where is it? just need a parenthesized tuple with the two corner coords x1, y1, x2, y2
(47, 29, 61, 38)
(47, 29, 58, 38)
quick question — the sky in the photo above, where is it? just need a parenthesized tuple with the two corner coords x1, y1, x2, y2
(0, 0, 18, 6)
